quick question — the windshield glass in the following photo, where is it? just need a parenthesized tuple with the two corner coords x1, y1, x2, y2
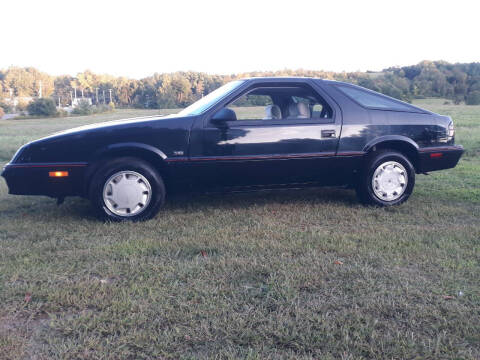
(178, 80, 244, 116)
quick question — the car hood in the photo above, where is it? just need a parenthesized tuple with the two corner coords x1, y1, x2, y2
(36, 114, 180, 141)
(11, 113, 195, 164)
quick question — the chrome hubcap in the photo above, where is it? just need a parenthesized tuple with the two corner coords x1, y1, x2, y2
(103, 171, 152, 216)
(372, 161, 408, 201)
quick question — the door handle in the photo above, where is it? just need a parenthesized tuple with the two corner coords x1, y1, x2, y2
(321, 129, 336, 138)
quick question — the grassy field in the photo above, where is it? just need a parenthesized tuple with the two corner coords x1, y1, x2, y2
(0, 101, 479, 359)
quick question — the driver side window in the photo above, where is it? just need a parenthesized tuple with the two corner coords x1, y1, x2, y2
(227, 94, 274, 120)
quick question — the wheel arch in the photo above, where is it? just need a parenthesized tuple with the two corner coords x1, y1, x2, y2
(84, 143, 170, 195)
(363, 136, 420, 172)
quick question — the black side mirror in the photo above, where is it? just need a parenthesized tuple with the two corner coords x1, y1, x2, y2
(211, 108, 237, 125)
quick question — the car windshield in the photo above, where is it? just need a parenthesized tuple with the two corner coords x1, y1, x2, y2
(178, 80, 244, 116)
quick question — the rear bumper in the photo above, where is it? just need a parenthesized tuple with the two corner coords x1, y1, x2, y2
(417, 145, 464, 173)
(1, 162, 88, 197)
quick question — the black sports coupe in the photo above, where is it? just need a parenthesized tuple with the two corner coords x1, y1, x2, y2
(2, 77, 464, 221)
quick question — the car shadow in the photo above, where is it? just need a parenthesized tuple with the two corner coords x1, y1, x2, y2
(0, 186, 358, 223)
(76, 187, 358, 221)
(163, 186, 358, 212)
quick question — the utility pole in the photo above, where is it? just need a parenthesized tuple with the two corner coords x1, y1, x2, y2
(73, 87, 77, 100)
(81, 88, 84, 98)
(38, 80, 42, 98)
(108, 89, 113, 104)
(58, 96, 61, 107)
(103, 90, 106, 104)
(70, 91, 73, 106)
(95, 88, 99, 104)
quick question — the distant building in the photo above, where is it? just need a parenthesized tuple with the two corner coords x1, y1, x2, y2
(1, 97, 34, 106)
(72, 98, 92, 107)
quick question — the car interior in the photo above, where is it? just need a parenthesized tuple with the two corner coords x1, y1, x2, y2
(222, 86, 333, 122)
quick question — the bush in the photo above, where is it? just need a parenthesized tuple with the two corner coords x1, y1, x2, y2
(93, 104, 111, 114)
(72, 101, 113, 116)
(72, 99, 93, 115)
(465, 90, 480, 105)
(0, 107, 4, 119)
(0, 101, 13, 113)
(57, 109, 68, 117)
(72, 101, 114, 116)
(27, 98, 58, 117)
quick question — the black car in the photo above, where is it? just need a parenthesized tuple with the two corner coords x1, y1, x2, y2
(2, 78, 464, 221)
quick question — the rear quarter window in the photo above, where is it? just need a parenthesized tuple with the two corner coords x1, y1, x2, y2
(336, 85, 414, 112)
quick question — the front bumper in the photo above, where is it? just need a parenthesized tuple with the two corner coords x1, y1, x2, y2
(1, 162, 88, 197)
(417, 145, 464, 173)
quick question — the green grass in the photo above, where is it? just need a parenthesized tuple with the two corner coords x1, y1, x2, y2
(0, 101, 479, 359)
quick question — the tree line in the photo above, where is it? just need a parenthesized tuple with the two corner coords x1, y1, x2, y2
(1, 60, 480, 110)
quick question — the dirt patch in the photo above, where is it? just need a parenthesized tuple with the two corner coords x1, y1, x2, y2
(0, 313, 50, 360)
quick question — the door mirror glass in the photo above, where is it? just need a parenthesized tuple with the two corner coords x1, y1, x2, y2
(211, 108, 237, 123)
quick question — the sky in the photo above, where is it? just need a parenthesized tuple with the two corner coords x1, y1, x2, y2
(2, 0, 479, 79)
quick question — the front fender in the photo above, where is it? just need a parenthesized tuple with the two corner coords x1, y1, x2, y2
(92, 142, 168, 160)
(83, 142, 169, 196)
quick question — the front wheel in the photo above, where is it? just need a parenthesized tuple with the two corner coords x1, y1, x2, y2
(356, 150, 415, 206)
(89, 157, 165, 221)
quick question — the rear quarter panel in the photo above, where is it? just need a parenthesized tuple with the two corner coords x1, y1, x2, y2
(323, 83, 444, 152)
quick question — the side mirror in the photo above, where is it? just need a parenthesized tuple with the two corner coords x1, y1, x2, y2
(211, 108, 237, 125)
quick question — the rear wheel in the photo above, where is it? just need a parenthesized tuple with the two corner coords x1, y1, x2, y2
(89, 157, 165, 221)
(356, 150, 415, 206)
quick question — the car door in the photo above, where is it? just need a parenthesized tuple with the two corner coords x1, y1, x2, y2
(189, 82, 342, 189)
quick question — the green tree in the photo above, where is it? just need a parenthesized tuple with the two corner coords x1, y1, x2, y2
(54, 75, 75, 106)
(465, 90, 480, 105)
(4, 62, 480, 109)
(2, 67, 54, 97)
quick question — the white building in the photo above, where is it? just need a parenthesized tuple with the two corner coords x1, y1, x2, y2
(1, 97, 33, 106)
(72, 98, 92, 107)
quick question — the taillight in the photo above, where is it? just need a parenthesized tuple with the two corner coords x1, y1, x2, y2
(448, 121, 455, 138)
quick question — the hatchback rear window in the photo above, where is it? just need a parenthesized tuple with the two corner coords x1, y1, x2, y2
(336, 85, 413, 111)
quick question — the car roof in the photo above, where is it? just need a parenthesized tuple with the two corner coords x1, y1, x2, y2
(241, 76, 319, 82)
(240, 77, 349, 86)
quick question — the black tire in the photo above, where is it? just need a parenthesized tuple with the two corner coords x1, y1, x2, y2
(88, 157, 165, 221)
(356, 149, 415, 206)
